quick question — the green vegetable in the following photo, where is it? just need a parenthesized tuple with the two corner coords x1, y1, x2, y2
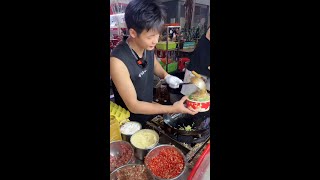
(178, 122, 195, 131)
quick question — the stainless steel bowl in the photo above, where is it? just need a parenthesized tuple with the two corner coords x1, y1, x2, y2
(130, 129, 159, 161)
(110, 164, 153, 180)
(110, 140, 135, 173)
(144, 145, 187, 180)
(120, 121, 142, 142)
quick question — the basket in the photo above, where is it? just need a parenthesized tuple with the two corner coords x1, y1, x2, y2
(156, 41, 177, 50)
(159, 61, 178, 73)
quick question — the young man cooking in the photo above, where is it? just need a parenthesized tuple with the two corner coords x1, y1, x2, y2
(110, 0, 198, 127)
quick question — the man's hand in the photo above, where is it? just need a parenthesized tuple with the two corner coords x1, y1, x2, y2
(172, 96, 198, 115)
(164, 74, 183, 89)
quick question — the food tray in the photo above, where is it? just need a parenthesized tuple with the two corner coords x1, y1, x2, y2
(187, 143, 210, 180)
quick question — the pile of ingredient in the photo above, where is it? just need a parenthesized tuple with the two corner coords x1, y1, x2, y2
(120, 121, 141, 135)
(131, 130, 158, 149)
(110, 144, 133, 172)
(188, 90, 210, 102)
(178, 122, 195, 131)
(113, 165, 150, 180)
(146, 147, 184, 179)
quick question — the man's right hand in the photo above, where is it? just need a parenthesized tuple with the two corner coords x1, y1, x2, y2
(173, 96, 198, 115)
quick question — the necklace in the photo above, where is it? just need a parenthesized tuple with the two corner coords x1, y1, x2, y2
(126, 39, 147, 68)
(126, 39, 146, 60)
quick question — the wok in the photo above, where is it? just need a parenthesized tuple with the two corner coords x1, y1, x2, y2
(163, 111, 210, 136)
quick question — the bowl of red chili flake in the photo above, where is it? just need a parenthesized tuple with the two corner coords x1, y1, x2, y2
(144, 145, 186, 180)
(110, 140, 135, 173)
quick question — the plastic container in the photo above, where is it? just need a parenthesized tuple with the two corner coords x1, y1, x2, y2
(188, 144, 210, 180)
(159, 61, 178, 73)
(156, 41, 177, 50)
(183, 41, 196, 49)
(110, 115, 122, 142)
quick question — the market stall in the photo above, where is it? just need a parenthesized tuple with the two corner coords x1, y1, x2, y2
(109, 0, 211, 179)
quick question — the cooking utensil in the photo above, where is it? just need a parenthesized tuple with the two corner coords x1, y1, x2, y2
(161, 82, 192, 86)
(190, 71, 206, 90)
(163, 112, 210, 136)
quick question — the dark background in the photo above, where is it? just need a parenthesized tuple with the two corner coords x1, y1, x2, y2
(2, 0, 319, 179)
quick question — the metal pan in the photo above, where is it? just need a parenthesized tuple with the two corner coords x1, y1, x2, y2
(163, 111, 210, 136)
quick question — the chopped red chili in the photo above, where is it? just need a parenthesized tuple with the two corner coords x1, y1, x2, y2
(146, 147, 184, 179)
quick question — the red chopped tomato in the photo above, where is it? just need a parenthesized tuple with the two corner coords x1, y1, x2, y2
(146, 147, 184, 179)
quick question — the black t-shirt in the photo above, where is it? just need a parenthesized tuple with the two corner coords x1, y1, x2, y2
(110, 40, 155, 127)
(187, 33, 211, 77)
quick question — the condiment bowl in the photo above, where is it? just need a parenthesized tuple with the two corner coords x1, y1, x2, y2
(120, 121, 142, 142)
(110, 164, 153, 180)
(130, 129, 159, 161)
(110, 140, 135, 173)
(144, 144, 186, 180)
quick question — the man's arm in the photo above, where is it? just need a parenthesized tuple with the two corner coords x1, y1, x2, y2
(110, 57, 196, 115)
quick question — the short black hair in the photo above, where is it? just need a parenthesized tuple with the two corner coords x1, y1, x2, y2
(125, 0, 166, 35)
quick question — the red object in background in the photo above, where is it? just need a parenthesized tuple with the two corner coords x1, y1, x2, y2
(187, 144, 210, 180)
(161, 58, 172, 64)
(178, 57, 190, 71)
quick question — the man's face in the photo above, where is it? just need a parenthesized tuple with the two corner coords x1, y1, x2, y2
(133, 29, 160, 51)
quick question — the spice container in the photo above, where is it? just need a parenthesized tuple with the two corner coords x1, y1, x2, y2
(130, 129, 159, 160)
(110, 115, 122, 142)
(120, 121, 142, 142)
(144, 145, 186, 180)
(110, 164, 153, 180)
(110, 140, 135, 173)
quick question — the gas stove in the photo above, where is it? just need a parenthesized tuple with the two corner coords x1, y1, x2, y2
(146, 115, 210, 163)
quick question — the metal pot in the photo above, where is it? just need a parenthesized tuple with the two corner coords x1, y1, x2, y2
(130, 129, 159, 161)
(110, 164, 153, 180)
(110, 140, 135, 173)
(163, 111, 210, 136)
(120, 121, 142, 142)
(144, 145, 187, 180)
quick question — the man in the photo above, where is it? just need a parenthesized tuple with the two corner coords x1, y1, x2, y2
(110, 0, 198, 127)
(181, 27, 211, 96)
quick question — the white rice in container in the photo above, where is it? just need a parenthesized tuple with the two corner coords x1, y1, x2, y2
(120, 121, 141, 135)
